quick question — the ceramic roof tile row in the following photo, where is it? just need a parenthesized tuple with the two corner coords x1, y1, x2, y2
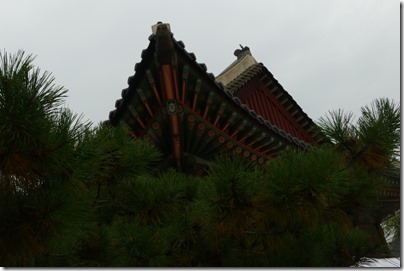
(224, 61, 327, 144)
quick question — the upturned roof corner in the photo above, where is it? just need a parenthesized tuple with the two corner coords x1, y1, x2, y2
(107, 22, 328, 173)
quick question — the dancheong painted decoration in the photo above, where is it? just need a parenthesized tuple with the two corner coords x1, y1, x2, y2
(107, 22, 329, 174)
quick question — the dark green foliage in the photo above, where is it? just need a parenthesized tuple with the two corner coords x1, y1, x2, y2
(258, 148, 386, 266)
(318, 98, 400, 170)
(317, 97, 400, 258)
(358, 98, 400, 158)
(0, 51, 67, 151)
(0, 51, 95, 266)
(193, 154, 265, 266)
(190, 149, 384, 267)
(177, 149, 381, 266)
(93, 169, 198, 267)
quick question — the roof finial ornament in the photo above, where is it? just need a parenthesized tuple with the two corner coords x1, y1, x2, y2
(234, 44, 251, 59)
(151, 21, 171, 34)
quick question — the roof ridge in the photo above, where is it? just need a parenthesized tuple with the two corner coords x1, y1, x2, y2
(224, 63, 264, 93)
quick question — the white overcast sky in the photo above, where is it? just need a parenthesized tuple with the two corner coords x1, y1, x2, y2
(1, 0, 400, 126)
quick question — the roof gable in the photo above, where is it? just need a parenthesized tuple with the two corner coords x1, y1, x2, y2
(108, 23, 314, 170)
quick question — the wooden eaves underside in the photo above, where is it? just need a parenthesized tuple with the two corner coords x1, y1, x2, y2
(108, 23, 311, 172)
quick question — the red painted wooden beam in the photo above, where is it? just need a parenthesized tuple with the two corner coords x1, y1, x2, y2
(160, 64, 182, 169)
(154, 23, 185, 169)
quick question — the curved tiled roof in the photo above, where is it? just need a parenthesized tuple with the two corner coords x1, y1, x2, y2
(225, 63, 265, 93)
(109, 32, 311, 146)
(220, 60, 328, 145)
(107, 23, 322, 170)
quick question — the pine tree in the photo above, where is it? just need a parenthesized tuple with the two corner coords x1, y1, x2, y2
(188, 149, 386, 267)
(318, 98, 400, 171)
(0, 50, 96, 266)
(318, 97, 400, 258)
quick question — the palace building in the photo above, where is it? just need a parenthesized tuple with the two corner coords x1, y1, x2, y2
(107, 22, 328, 174)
